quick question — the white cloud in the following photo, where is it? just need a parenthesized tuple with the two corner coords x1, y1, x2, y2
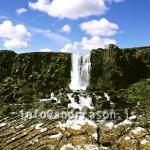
(60, 43, 78, 53)
(16, 8, 27, 15)
(32, 28, 70, 43)
(80, 18, 119, 37)
(60, 25, 71, 33)
(39, 48, 52, 52)
(0, 20, 31, 49)
(60, 36, 117, 53)
(81, 36, 117, 50)
(29, 0, 107, 19)
(29, 0, 125, 19)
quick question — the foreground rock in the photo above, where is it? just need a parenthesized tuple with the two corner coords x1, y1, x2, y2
(0, 89, 150, 150)
(0, 114, 150, 150)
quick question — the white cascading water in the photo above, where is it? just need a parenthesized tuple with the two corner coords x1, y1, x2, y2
(69, 53, 91, 91)
(57, 52, 111, 134)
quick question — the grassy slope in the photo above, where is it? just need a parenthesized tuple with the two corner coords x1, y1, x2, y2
(121, 78, 150, 102)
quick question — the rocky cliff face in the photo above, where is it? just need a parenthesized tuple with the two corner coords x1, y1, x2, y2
(0, 51, 71, 103)
(0, 46, 150, 102)
(0, 50, 16, 81)
(90, 45, 150, 90)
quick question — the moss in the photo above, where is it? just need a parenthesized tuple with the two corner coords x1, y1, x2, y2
(0, 105, 11, 117)
(121, 78, 150, 102)
(0, 104, 18, 117)
(35, 102, 53, 112)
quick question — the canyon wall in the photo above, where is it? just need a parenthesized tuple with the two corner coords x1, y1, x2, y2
(0, 45, 150, 102)
(90, 45, 150, 90)
(0, 51, 71, 102)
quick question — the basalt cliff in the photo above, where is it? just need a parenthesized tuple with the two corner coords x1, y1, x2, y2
(0, 51, 71, 103)
(0, 45, 150, 102)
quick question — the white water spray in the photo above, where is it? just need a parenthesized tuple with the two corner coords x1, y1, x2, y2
(69, 53, 91, 90)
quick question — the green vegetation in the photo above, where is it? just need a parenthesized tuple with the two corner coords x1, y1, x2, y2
(0, 105, 18, 117)
(121, 78, 150, 102)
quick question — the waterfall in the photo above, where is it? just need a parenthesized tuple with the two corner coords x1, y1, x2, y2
(69, 53, 91, 91)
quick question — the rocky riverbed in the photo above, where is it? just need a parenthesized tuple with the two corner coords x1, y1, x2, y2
(0, 88, 150, 150)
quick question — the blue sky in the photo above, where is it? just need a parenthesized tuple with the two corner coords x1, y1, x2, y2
(0, 0, 150, 53)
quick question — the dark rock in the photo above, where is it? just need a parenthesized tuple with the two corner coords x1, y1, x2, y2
(90, 46, 150, 90)
(0, 51, 71, 103)
(1, 46, 150, 103)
